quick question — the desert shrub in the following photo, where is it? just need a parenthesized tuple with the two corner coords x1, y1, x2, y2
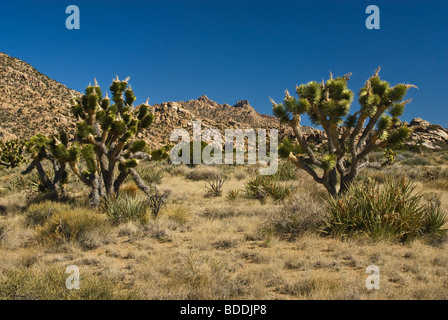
(226, 189, 240, 201)
(265, 192, 326, 240)
(0, 267, 138, 300)
(402, 156, 431, 166)
(245, 175, 293, 202)
(233, 169, 247, 181)
(421, 167, 448, 181)
(101, 194, 148, 224)
(272, 162, 297, 181)
(170, 165, 187, 176)
(163, 204, 192, 226)
(324, 178, 448, 242)
(204, 176, 225, 197)
(148, 190, 169, 219)
(185, 166, 221, 181)
(136, 162, 165, 186)
(24, 201, 72, 227)
(36, 208, 108, 245)
(0, 221, 7, 244)
(368, 151, 386, 163)
(5, 170, 40, 192)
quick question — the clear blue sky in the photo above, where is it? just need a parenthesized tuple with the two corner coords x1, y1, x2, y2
(1, 0, 447, 127)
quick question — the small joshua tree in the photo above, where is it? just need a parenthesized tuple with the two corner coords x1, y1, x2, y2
(22, 132, 69, 198)
(0, 139, 26, 169)
(271, 68, 415, 196)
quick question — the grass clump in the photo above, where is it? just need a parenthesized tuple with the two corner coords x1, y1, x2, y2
(266, 192, 326, 239)
(272, 162, 297, 181)
(402, 156, 431, 166)
(24, 201, 72, 227)
(36, 208, 108, 246)
(185, 166, 221, 181)
(101, 194, 149, 224)
(245, 175, 293, 202)
(0, 267, 139, 300)
(324, 177, 448, 242)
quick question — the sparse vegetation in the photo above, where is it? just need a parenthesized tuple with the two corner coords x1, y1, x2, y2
(101, 194, 149, 224)
(1, 68, 447, 300)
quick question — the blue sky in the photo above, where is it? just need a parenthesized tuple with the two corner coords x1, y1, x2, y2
(1, 0, 447, 127)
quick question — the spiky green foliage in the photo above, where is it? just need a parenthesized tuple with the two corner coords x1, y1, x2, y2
(272, 68, 415, 195)
(66, 77, 155, 206)
(23, 78, 156, 207)
(245, 175, 293, 202)
(151, 144, 173, 161)
(22, 131, 71, 198)
(324, 178, 448, 242)
(100, 194, 148, 224)
(0, 139, 26, 169)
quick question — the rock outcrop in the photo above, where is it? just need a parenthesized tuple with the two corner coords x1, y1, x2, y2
(406, 118, 448, 150)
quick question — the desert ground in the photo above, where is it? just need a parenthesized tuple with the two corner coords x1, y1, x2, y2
(0, 148, 447, 300)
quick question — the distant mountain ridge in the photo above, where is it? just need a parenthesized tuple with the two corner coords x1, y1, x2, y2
(0, 52, 306, 148)
(0, 52, 447, 151)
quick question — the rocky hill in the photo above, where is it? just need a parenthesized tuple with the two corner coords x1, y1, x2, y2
(0, 52, 79, 139)
(0, 52, 447, 151)
(0, 52, 312, 148)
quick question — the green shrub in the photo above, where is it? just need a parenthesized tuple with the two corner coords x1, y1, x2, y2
(324, 178, 448, 242)
(245, 175, 293, 202)
(37, 208, 108, 245)
(272, 162, 297, 181)
(185, 166, 221, 181)
(6, 170, 40, 192)
(421, 167, 448, 181)
(136, 162, 165, 186)
(402, 156, 431, 166)
(226, 189, 240, 201)
(101, 194, 148, 224)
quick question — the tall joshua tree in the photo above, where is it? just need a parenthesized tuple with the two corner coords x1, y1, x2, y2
(69, 77, 154, 206)
(271, 68, 415, 196)
(23, 77, 155, 207)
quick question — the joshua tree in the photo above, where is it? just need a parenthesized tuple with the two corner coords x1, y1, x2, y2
(271, 68, 415, 196)
(0, 139, 26, 169)
(23, 77, 155, 207)
(22, 132, 69, 198)
(69, 77, 154, 206)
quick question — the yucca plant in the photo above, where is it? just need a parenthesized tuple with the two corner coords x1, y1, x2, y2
(323, 177, 448, 242)
(101, 194, 148, 224)
(205, 176, 225, 197)
(245, 175, 293, 202)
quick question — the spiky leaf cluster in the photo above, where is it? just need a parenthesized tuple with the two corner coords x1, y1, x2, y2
(0, 139, 26, 169)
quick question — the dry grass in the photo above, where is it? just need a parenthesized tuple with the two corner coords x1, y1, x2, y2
(0, 159, 447, 300)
